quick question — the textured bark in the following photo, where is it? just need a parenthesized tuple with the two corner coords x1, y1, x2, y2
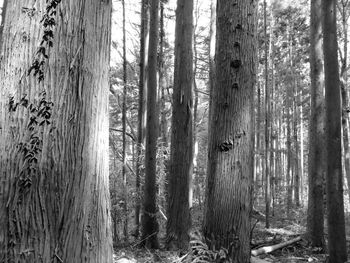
(136, 0, 149, 239)
(166, 0, 193, 250)
(0, 0, 113, 262)
(203, 0, 258, 261)
(323, 0, 347, 261)
(142, 0, 160, 249)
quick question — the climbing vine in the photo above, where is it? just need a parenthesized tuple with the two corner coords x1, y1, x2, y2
(8, 0, 61, 198)
(8, 92, 53, 199)
(28, 0, 62, 81)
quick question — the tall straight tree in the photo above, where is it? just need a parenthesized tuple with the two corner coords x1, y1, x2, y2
(0, 0, 112, 262)
(323, 0, 347, 261)
(166, 0, 193, 250)
(142, 0, 160, 249)
(203, 0, 258, 261)
(307, 0, 325, 249)
(136, 0, 149, 239)
(263, 0, 271, 228)
(122, 0, 129, 242)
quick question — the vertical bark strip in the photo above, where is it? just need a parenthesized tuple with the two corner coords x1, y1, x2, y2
(142, 0, 160, 249)
(203, 0, 258, 261)
(0, 0, 113, 262)
(323, 0, 347, 261)
(166, 0, 194, 250)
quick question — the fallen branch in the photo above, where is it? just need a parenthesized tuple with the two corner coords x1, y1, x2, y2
(251, 236, 302, 256)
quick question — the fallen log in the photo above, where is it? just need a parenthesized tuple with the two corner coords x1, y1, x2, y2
(251, 256, 270, 263)
(251, 236, 302, 256)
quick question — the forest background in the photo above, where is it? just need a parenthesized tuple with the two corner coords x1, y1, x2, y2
(1, 0, 350, 262)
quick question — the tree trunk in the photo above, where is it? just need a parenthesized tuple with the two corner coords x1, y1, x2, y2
(323, 0, 348, 261)
(136, 0, 149, 239)
(203, 0, 258, 261)
(142, 0, 160, 249)
(263, 0, 271, 229)
(286, 25, 293, 215)
(166, 0, 193, 250)
(122, 0, 129, 243)
(256, 82, 262, 201)
(307, 0, 325, 248)
(0, 0, 113, 262)
(299, 90, 305, 206)
(293, 82, 300, 207)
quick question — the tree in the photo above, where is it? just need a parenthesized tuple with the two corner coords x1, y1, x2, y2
(323, 0, 347, 261)
(307, 0, 325, 249)
(203, 0, 258, 261)
(136, 0, 149, 239)
(166, 0, 193, 250)
(0, 0, 113, 262)
(122, 0, 129, 243)
(263, 0, 271, 228)
(142, 0, 160, 249)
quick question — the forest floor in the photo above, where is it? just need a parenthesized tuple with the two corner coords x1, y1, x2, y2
(113, 205, 350, 262)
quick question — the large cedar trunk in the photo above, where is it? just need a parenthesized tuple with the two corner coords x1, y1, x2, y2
(307, 0, 325, 248)
(0, 1, 113, 262)
(203, 0, 258, 261)
(166, 0, 193, 250)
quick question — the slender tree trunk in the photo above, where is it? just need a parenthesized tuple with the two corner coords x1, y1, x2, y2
(263, 0, 271, 229)
(286, 25, 293, 214)
(270, 28, 276, 216)
(166, 0, 193, 250)
(299, 90, 305, 205)
(323, 0, 347, 261)
(203, 0, 258, 261)
(142, 0, 160, 249)
(0, 0, 113, 262)
(136, 0, 149, 239)
(122, 0, 129, 243)
(256, 82, 262, 202)
(293, 82, 300, 207)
